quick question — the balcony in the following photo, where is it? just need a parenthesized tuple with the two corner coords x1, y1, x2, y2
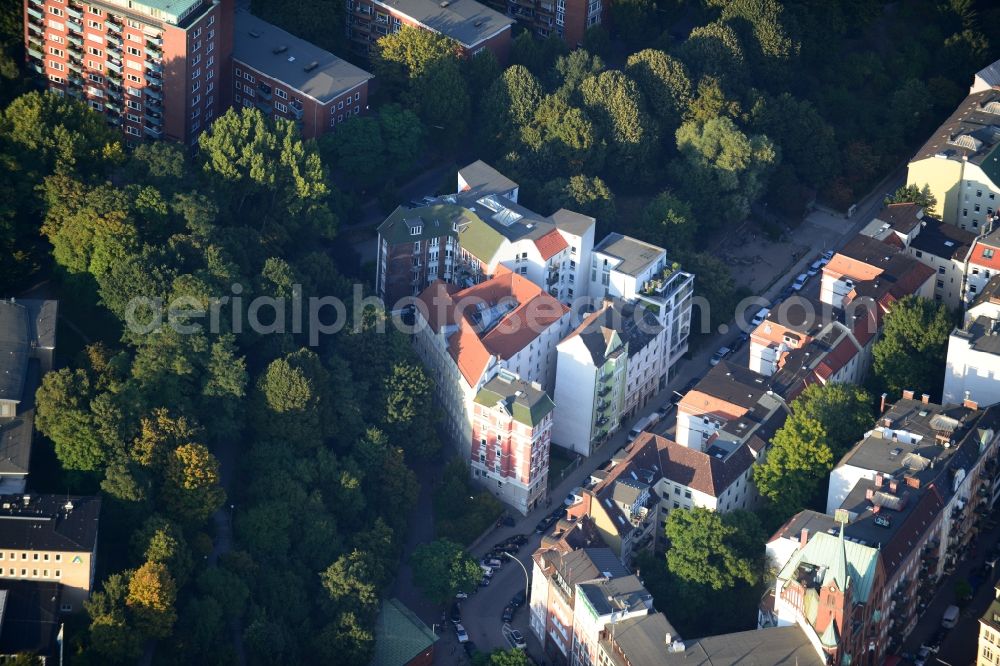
(144, 86, 162, 101)
(146, 60, 162, 73)
(68, 42, 83, 57)
(27, 21, 43, 36)
(145, 68, 161, 81)
(106, 18, 122, 33)
(104, 59, 121, 73)
(255, 99, 272, 113)
(144, 112, 163, 126)
(66, 5, 83, 20)
(144, 125, 163, 139)
(107, 115, 121, 126)
(26, 7, 44, 21)
(106, 33, 122, 47)
(27, 45, 44, 60)
(289, 101, 304, 119)
(596, 417, 609, 427)
(146, 42, 162, 57)
(66, 88, 82, 99)
(31, 62, 44, 74)
(66, 18, 83, 32)
(597, 399, 610, 413)
(28, 0, 42, 5)
(66, 60, 82, 74)
(597, 384, 611, 398)
(106, 69, 122, 83)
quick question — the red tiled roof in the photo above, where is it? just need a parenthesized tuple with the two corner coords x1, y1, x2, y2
(971, 238, 1000, 270)
(814, 337, 861, 381)
(533, 229, 569, 261)
(882, 234, 906, 250)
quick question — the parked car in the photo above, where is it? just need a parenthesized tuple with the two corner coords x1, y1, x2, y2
(822, 250, 834, 261)
(510, 629, 527, 649)
(792, 273, 809, 291)
(481, 558, 502, 569)
(779, 285, 794, 300)
(502, 606, 514, 623)
(808, 259, 824, 276)
(941, 604, 959, 629)
(564, 488, 584, 506)
(914, 645, 931, 666)
(750, 307, 769, 327)
(479, 575, 491, 587)
(455, 592, 468, 600)
(670, 390, 685, 405)
(710, 346, 732, 366)
(511, 590, 526, 608)
(455, 624, 469, 643)
(450, 602, 462, 624)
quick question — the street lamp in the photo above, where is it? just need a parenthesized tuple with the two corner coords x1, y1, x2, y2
(502, 551, 530, 606)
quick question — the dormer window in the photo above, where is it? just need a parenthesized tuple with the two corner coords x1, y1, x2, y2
(410, 226, 422, 235)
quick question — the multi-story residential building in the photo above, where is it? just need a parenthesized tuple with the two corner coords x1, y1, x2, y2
(966, 227, 1000, 301)
(0, 494, 101, 612)
(588, 232, 694, 381)
(413, 269, 570, 504)
(24, 0, 233, 144)
(552, 298, 662, 456)
(345, 0, 513, 61)
(570, 432, 763, 565)
(0, 580, 63, 664)
(471, 371, 554, 514)
(860, 202, 976, 308)
(675, 360, 788, 451)
(820, 234, 936, 311)
(376, 161, 597, 308)
(764, 521, 885, 666)
(481, 0, 606, 46)
(232, 10, 372, 139)
(0, 299, 57, 494)
(944, 276, 1000, 406)
(827, 394, 1000, 608)
(660, 626, 824, 665)
(980, 585, 1000, 666)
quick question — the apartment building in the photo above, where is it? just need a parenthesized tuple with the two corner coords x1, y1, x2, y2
(827, 395, 1000, 595)
(820, 234, 936, 310)
(0, 494, 101, 612)
(376, 161, 597, 308)
(345, 0, 513, 60)
(25, 0, 233, 144)
(232, 10, 372, 139)
(589, 233, 694, 380)
(675, 360, 788, 451)
(0, 580, 63, 664)
(860, 202, 976, 308)
(0, 299, 57, 494)
(944, 276, 1000, 406)
(552, 299, 662, 456)
(907, 70, 1000, 231)
(966, 227, 1000, 301)
(481, 0, 605, 46)
(471, 371, 554, 514)
(764, 521, 885, 666)
(412, 269, 570, 501)
(980, 585, 1000, 666)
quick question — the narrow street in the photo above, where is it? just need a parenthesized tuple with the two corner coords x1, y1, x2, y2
(427, 170, 908, 661)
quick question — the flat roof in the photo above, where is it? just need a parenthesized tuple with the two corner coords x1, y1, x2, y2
(594, 233, 666, 277)
(954, 315, 1000, 355)
(0, 494, 101, 552)
(233, 10, 373, 104)
(458, 160, 518, 196)
(660, 625, 824, 665)
(0, 302, 29, 404)
(910, 218, 975, 260)
(372, 0, 513, 48)
(0, 580, 62, 659)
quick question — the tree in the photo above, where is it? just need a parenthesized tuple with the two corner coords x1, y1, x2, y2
(664, 508, 761, 590)
(161, 443, 226, 524)
(408, 57, 470, 152)
(486, 649, 531, 666)
(384, 362, 440, 459)
(479, 66, 543, 154)
(322, 116, 385, 189)
(884, 183, 937, 209)
(538, 175, 616, 226)
(252, 348, 336, 448)
(872, 296, 953, 400)
(86, 573, 143, 662)
(198, 107, 335, 243)
(129, 408, 200, 469)
(126, 561, 178, 639)
(753, 412, 834, 518)
(639, 191, 697, 251)
(790, 383, 873, 458)
(674, 21, 747, 88)
(579, 70, 659, 182)
(521, 95, 605, 175)
(625, 50, 692, 132)
(750, 93, 838, 188)
(196, 566, 250, 619)
(610, 0, 661, 48)
(552, 49, 605, 94)
(35, 367, 121, 472)
(131, 515, 194, 587)
(372, 26, 460, 92)
(410, 539, 482, 604)
(320, 550, 382, 614)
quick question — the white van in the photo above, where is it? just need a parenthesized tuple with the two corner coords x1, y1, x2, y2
(941, 604, 959, 629)
(628, 413, 660, 440)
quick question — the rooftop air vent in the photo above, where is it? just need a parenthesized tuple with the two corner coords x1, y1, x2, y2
(440, 0, 450, 5)
(248, 30, 261, 38)
(303, 61, 319, 72)
(273, 45, 288, 54)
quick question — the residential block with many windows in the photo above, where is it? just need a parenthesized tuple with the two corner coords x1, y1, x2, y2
(24, 0, 233, 144)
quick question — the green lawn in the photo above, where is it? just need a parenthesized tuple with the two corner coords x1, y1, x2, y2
(548, 445, 580, 489)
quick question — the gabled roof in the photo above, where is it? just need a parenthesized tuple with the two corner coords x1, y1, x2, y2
(661, 625, 823, 665)
(533, 228, 569, 260)
(0, 301, 30, 404)
(371, 598, 437, 666)
(778, 531, 880, 605)
(560, 299, 662, 367)
(878, 203, 924, 234)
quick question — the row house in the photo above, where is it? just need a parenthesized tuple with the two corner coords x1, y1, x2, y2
(944, 275, 1000, 406)
(471, 371, 554, 514)
(412, 269, 570, 510)
(24, 0, 233, 144)
(860, 202, 976, 308)
(232, 10, 372, 139)
(345, 0, 513, 61)
(675, 360, 788, 452)
(0, 494, 101, 612)
(552, 298, 662, 456)
(0, 300, 57, 494)
(966, 226, 1000, 301)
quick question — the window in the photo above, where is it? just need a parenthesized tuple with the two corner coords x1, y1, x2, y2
(936, 279, 944, 288)
(191, 109, 200, 120)
(48, 47, 65, 57)
(938, 265, 945, 274)
(338, 101, 344, 110)
(915, 250, 923, 258)
(209, 29, 215, 40)
(87, 60, 103, 70)
(192, 67, 201, 79)
(354, 106, 360, 114)
(963, 209, 969, 217)
(191, 93, 201, 106)
(88, 19, 102, 28)
(985, 248, 995, 259)
(51, 35, 65, 44)
(90, 6, 103, 15)
(127, 99, 141, 110)
(977, 189, 983, 197)
(354, 92, 360, 102)
(43, 554, 49, 561)
(87, 46, 102, 56)
(126, 113, 140, 122)
(127, 33, 140, 42)
(275, 88, 287, 99)
(126, 18, 141, 28)
(684, 490, 692, 499)
(206, 69, 214, 80)
(208, 14, 215, 25)
(126, 73, 140, 83)
(234, 67, 242, 78)
(49, 61, 64, 71)
(126, 46, 140, 56)
(976, 204, 981, 212)
(207, 55, 214, 67)
(207, 81, 214, 93)
(192, 53, 201, 66)
(88, 73, 103, 83)
(61, 603, 72, 612)
(49, 6, 64, 16)
(54, 569, 62, 577)
(191, 80, 200, 93)
(243, 71, 254, 83)
(275, 101, 287, 113)
(193, 40, 202, 51)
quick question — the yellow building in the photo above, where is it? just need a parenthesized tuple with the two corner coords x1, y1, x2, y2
(0, 494, 101, 612)
(906, 87, 1000, 232)
(981, 586, 1000, 666)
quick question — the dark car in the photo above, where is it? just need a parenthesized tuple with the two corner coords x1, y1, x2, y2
(502, 606, 514, 623)
(450, 602, 462, 624)
(535, 513, 560, 533)
(479, 575, 491, 587)
(502, 515, 516, 527)
(511, 590, 526, 608)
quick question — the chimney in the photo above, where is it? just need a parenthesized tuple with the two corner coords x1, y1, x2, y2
(800, 528, 809, 548)
(902, 389, 915, 400)
(874, 473, 884, 489)
(964, 397, 979, 410)
(880, 392, 888, 414)
(889, 479, 898, 494)
(921, 393, 930, 404)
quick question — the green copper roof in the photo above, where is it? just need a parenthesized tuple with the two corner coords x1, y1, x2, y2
(458, 216, 507, 264)
(376, 204, 472, 244)
(371, 598, 437, 666)
(474, 373, 555, 427)
(779, 532, 879, 606)
(822, 523, 850, 592)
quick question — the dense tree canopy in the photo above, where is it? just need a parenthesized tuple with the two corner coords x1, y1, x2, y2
(872, 296, 954, 400)
(410, 539, 482, 604)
